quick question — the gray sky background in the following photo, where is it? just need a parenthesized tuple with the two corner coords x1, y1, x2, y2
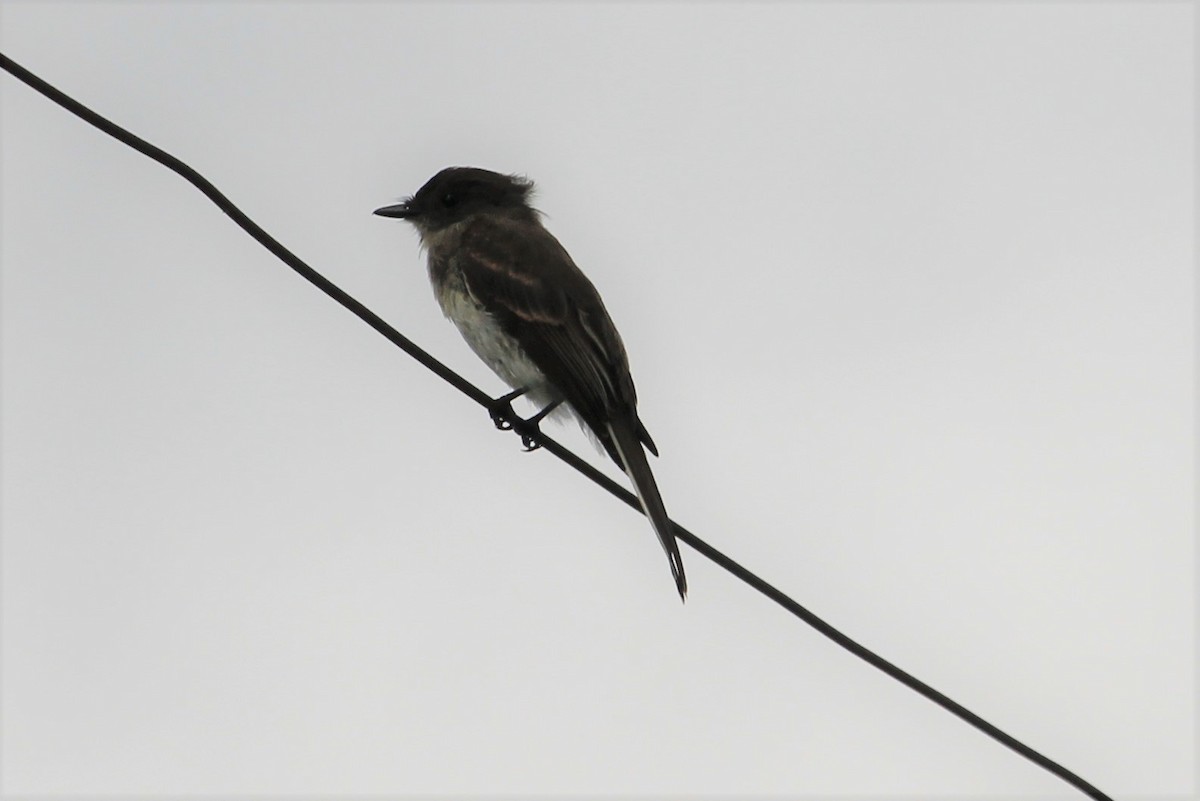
(0, 2, 1193, 797)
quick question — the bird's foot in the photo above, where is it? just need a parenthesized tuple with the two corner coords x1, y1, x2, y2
(517, 400, 563, 451)
(486, 387, 529, 431)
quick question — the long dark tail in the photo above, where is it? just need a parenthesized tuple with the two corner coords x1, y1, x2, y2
(606, 418, 687, 601)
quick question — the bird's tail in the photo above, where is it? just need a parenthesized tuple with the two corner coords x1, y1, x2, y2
(606, 418, 687, 601)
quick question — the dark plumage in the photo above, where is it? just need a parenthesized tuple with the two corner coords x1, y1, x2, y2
(376, 167, 686, 600)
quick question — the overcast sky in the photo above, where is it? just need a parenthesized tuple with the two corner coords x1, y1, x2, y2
(0, 2, 1193, 798)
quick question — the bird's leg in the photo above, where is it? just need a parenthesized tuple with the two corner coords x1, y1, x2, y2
(519, 399, 563, 451)
(486, 387, 529, 431)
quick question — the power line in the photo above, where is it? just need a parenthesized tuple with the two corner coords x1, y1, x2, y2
(0, 51, 1116, 801)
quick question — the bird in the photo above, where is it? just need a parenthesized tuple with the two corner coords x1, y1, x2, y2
(375, 167, 686, 600)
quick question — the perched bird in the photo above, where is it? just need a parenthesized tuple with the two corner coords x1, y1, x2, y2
(375, 167, 686, 600)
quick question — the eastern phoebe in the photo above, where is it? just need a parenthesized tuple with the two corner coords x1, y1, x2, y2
(375, 167, 686, 600)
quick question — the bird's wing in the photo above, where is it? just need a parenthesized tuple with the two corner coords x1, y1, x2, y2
(454, 216, 636, 433)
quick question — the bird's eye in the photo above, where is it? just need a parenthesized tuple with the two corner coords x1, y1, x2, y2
(441, 192, 458, 208)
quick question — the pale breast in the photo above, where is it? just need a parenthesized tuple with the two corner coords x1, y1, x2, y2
(431, 256, 556, 406)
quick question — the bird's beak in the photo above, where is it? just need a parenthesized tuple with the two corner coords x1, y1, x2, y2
(373, 202, 416, 219)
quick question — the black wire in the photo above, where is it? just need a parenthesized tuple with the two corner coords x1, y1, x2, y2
(1, 51, 1115, 801)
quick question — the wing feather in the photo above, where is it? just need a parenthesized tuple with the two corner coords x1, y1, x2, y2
(454, 217, 630, 426)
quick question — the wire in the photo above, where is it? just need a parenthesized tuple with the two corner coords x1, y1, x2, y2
(0, 51, 1116, 801)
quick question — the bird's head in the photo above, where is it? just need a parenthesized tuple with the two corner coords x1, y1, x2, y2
(374, 167, 537, 233)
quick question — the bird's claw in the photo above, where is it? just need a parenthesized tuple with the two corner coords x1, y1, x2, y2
(487, 391, 556, 452)
(486, 387, 527, 431)
(516, 398, 560, 451)
(488, 400, 516, 431)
